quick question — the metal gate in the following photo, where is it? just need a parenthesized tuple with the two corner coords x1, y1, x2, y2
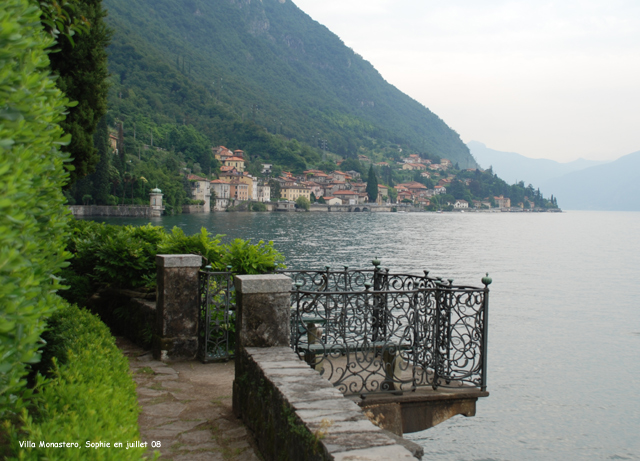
(198, 266, 235, 363)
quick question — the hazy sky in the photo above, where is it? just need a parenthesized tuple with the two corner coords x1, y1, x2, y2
(292, 0, 640, 162)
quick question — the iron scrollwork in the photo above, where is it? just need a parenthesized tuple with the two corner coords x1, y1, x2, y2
(198, 268, 235, 363)
(283, 266, 490, 396)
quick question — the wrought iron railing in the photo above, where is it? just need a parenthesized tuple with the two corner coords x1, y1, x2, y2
(198, 266, 235, 363)
(280, 264, 491, 396)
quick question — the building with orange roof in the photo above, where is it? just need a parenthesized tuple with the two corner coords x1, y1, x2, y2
(223, 156, 245, 172)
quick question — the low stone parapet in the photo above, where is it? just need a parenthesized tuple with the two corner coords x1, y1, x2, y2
(234, 347, 421, 460)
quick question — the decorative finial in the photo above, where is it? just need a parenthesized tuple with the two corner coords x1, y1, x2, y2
(372, 257, 381, 267)
(482, 273, 492, 286)
(364, 282, 372, 290)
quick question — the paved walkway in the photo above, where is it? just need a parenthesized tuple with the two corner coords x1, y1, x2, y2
(117, 338, 262, 461)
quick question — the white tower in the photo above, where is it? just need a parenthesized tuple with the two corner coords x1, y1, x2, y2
(149, 187, 165, 217)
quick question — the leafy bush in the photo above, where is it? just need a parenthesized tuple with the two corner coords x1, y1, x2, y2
(62, 221, 286, 297)
(222, 239, 285, 275)
(158, 227, 225, 268)
(67, 221, 164, 291)
(4, 305, 146, 460)
(295, 196, 310, 211)
(250, 202, 267, 212)
(0, 0, 72, 418)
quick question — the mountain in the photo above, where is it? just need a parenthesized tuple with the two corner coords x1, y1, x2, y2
(102, 0, 477, 169)
(468, 141, 607, 186)
(542, 151, 640, 211)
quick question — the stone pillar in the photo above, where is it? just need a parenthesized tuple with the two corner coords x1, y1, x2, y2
(154, 254, 202, 361)
(234, 274, 292, 349)
(233, 274, 292, 419)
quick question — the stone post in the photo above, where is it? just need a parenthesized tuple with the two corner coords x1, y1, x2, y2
(234, 274, 292, 349)
(154, 254, 202, 361)
(233, 274, 292, 419)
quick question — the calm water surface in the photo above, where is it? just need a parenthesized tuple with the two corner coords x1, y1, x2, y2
(92, 211, 640, 460)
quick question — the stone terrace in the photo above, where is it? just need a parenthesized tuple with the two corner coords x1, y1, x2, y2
(117, 338, 261, 460)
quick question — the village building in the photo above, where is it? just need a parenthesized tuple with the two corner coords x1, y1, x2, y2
(187, 174, 211, 212)
(415, 197, 431, 207)
(210, 179, 231, 211)
(322, 196, 343, 205)
(350, 182, 367, 194)
(234, 173, 258, 200)
(261, 164, 273, 175)
(434, 185, 447, 195)
(397, 190, 413, 202)
(223, 156, 245, 172)
(377, 184, 389, 204)
(494, 195, 511, 208)
(220, 166, 239, 176)
(454, 199, 469, 209)
(257, 184, 271, 202)
(303, 181, 324, 198)
(333, 190, 360, 205)
(280, 185, 311, 202)
(402, 163, 426, 171)
(229, 181, 249, 201)
(213, 146, 234, 161)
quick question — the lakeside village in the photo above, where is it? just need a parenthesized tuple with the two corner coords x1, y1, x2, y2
(170, 146, 556, 214)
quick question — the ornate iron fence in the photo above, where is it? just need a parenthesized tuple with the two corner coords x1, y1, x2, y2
(280, 264, 491, 396)
(198, 266, 235, 363)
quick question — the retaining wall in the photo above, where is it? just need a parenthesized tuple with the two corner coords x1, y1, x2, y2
(69, 205, 154, 217)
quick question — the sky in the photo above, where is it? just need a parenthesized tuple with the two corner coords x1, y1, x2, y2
(292, 0, 640, 162)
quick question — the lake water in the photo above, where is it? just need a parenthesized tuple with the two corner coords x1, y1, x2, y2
(91, 211, 640, 460)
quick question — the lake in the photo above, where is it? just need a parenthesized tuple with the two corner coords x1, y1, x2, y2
(90, 211, 640, 460)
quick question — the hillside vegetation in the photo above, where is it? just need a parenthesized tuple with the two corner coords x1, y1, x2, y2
(102, 0, 476, 170)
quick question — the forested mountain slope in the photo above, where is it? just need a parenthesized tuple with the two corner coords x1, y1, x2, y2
(103, 0, 476, 168)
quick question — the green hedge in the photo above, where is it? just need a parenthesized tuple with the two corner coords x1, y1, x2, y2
(62, 220, 285, 303)
(5, 305, 146, 460)
(0, 0, 72, 417)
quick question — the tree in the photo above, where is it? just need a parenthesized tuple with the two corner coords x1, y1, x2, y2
(388, 187, 398, 204)
(366, 165, 378, 203)
(45, 0, 111, 185)
(295, 196, 310, 211)
(268, 179, 281, 201)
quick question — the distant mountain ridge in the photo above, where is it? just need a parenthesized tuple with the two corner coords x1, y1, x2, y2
(542, 151, 640, 211)
(468, 141, 608, 186)
(103, 0, 477, 167)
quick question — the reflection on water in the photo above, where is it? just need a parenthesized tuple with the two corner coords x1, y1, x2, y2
(90, 211, 640, 459)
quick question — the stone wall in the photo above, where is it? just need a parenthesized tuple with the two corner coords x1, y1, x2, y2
(69, 205, 153, 217)
(182, 204, 205, 214)
(234, 347, 421, 460)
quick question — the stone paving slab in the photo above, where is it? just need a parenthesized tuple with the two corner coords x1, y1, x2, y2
(116, 337, 262, 460)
